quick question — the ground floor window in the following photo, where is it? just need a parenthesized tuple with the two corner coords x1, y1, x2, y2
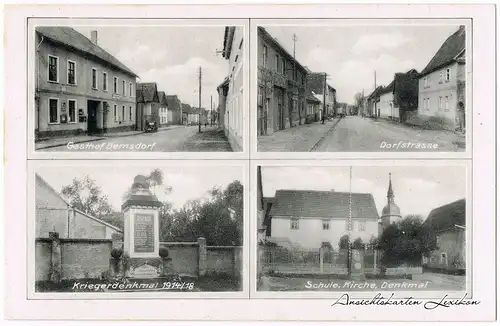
(129, 106, 132, 121)
(48, 98, 59, 123)
(114, 105, 118, 122)
(122, 106, 125, 122)
(68, 100, 77, 123)
(290, 218, 299, 230)
(440, 252, 448, 265)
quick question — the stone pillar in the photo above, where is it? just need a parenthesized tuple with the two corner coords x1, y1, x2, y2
(48, 232, 62, 283)
(319, 247, 324, 274)
(197, 237, 207, 277)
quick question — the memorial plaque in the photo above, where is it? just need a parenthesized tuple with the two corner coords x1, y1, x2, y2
(129, 263, 160, 279)
(134, 214, 154, 253)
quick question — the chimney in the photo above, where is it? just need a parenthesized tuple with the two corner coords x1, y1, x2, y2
(91, 30, 98, 45)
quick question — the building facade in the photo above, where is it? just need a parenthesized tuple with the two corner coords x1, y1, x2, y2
(264, 190, 380, 250)
(136, 82, 160, 131)
(36, 174, 122, 240)
(257, 27, 308, 136)
(306, 71, 337, 118)
(35, 27, 137, 139)
(418, 25, 466, 131)
(166, 95, 183, 125)
(219, 26, 244, 152)
(157, 91, 168, 126)
(305, 92, 321, 123)
(422, 199, 466, 272)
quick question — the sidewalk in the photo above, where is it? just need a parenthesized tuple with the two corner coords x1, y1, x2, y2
(35, 130, 144, 150)
(374, 118, 466, 150)
(258, 118, 340, 152)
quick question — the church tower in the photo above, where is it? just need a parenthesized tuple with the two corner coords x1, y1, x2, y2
(381, 173, 402, 229)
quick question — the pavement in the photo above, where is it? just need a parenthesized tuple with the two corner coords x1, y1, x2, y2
(257, 118, 341, 152)
(313, 115, 466, 152)
(37, 125, 233, 152)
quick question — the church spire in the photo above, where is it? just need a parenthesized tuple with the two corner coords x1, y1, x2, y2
(387, 173, 394, 204)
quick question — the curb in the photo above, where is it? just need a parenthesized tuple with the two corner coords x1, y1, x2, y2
(36, 137, 106, 150)
(103, 131, 144, 139)
(309, 117, 343, 152)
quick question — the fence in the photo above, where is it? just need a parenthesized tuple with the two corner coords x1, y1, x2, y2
(259, 245, 380, 275)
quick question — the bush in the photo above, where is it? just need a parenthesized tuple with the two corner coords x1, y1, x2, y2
(405, 114, 453, 131)
(110, 248, 123, 259)
(159, 247, 169, 258)
(352, 237, 365, 250)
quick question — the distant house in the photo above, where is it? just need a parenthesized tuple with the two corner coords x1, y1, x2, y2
(35, 27, 138, 139)
(305, 91, 321, 123)
(136, 82, 160, 131)
(306, 70, 337, 119)
(36, 173, 122, 239)
(263, 189, 380, 250)
(166, 95, 183, 125)
(157, 91, 168, 126)
(377, 69, 419, 122)
(366, 86, 385, 118)
(418, 25, 466, 131)
(182, 104, 201, 125)
(422, 199, 466, 272)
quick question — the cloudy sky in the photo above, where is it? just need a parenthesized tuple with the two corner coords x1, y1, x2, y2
(262, 25, 461, 103)
(261, 165, 466, 219)
(36, 165, 243, 210)
(74, 26, 229, 109)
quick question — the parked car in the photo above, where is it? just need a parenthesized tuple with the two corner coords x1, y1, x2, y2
(145, 118, 158, 133)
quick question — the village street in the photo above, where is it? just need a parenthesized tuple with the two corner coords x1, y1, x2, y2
(37, 125, 233, 152)
(314, 116, 465, 152)
(258, 115, 465, 152)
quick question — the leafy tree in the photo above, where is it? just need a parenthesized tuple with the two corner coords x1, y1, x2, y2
(352, 237, 365, 250)
(61, 175, 113, 219)
(378, 215, 437, 267)
(338, 234, 349, 249)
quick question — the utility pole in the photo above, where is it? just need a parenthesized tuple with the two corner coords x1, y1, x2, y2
(198, 66, 202, 133)
(322, 72, 326, 124)
(210, 94, 213, 126)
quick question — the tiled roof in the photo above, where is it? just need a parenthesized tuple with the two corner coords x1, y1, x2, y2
(420, 26, 466, 77)
(366, 85, 385, 100)
(136, 83, 159, 103)
(379, 80, 395, 95)
(157, 91, 167, 105)
(307, 72, 327, 94)
(423, 199, 465, 232)
(306, 91, 321, 103)
(269, 190, 379, 219)
(36, 26, 137, 77)
(166, 95, 181, 111)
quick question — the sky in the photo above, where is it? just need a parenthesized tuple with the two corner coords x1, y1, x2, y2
(262, 25, 461, 104)
(73, 26, 229, 109)
(36, 165, 243, 211)
(261, 165, 466, 219)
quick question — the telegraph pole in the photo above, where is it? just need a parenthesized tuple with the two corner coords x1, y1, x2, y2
(322, 72, 327, 124)
(210, 94, 213, 126)
(198, 66, 202, 133)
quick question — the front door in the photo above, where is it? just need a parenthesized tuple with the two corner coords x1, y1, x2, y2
(87, 100, 99, 134)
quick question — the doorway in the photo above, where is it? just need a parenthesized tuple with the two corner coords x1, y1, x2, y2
(87, 100, 100, 134)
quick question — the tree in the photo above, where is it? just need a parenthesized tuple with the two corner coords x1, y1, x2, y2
(338, 234, 349, 249)
(378, 215, 437, 267)
(160, 180, 243, 246)
(61, 175, 113, 219)
(352, 237, 365, 250)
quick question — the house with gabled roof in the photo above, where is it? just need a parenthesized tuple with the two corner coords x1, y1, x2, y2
(35, 27, 138, 140)
(166, 95, 183, 125)
(377, 69, 420, 122)
(418, 25, 466, 132)
(305, 69, 337, 119)
(157, 91, 168, 126)
(263, 189, 380, 250)
(136, 82, 160, 131)
(422, 198, 466, 272)
(36, 173, 122, 240)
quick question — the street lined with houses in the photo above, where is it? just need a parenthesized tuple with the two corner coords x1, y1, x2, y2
(257, 25, 467, 152)
(34, 25, 243, 152)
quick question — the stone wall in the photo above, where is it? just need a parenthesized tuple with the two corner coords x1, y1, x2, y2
(35, 234, 112, 282)
(206, 246, 243, 277)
